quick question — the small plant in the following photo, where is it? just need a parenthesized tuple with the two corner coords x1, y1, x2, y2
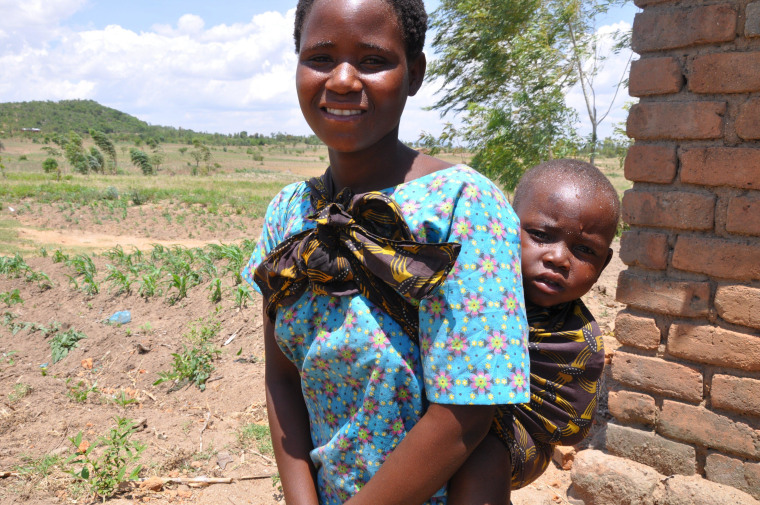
(208, 277, 223, 303)
(9, 382, 32, 402)
(52, 249, 69, 263)
(154, 315, 222, 391)
(138, 274, 159, 299)
(237, 423, 274, 457)
(2, 350, 18, 366)
(50, 329, 87, 363)
(67, 379, 99, 403)
(105, 265, 133, 294)
(0, 288, 23, 306)
(67, 417, 146, 501)
(233, 283, 254, 308)
(110, 390, 137, 409)
(167, 273, 190, 303)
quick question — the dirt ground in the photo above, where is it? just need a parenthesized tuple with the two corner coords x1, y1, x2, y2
(0, 202, 625, 505)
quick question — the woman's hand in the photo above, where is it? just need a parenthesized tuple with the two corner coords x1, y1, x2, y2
(263, 306, 320, 505)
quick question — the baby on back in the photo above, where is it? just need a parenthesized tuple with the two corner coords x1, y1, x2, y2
(449, 158, 621, 504)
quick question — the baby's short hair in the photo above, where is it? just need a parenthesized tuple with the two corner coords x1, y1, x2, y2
(513, 159, 621, 236)
(294, 0, 428, 60)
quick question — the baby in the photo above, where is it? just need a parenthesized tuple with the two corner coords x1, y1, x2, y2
(449, 158, 620, 504)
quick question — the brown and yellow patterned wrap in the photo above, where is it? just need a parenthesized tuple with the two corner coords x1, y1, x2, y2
(492, 299, 605, 489)
(253, 169, 461, 341)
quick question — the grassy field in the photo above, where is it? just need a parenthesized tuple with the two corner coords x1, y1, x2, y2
(0, 137, 629, 255)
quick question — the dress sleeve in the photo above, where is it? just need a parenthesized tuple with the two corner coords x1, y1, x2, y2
(242, 183, 309, 294)
(419, 174, 530, 406)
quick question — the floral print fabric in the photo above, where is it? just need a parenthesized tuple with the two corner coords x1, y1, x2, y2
(243, 165, 529, 504)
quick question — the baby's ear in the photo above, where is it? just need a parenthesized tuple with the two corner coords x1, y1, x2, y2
(602, 247, 613, 272)
(408, 52, 426, 97)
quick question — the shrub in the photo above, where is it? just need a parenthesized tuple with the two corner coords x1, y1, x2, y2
(42, 157, 58, 173)
(154, 315, 221, 391)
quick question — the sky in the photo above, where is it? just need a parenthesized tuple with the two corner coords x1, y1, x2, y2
(0, 0, 638, 142)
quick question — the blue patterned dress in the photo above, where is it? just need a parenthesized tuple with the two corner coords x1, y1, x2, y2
(243, 165, 529, 504)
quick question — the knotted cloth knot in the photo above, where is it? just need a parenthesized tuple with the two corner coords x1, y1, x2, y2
(254, 169, 461, 341)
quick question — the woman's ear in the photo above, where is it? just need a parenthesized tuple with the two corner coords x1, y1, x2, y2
(408, 52, 426, 97)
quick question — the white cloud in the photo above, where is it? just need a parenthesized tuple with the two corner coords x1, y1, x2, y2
(0, 8, 309, 135)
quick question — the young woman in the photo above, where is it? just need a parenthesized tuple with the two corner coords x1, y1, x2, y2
(243, 1, 528, 503)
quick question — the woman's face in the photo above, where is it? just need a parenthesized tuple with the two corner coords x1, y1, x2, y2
(296, 0, 425, 154)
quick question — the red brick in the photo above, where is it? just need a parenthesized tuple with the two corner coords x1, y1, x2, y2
(668, 324, 760, 372)
(736, 98, 760, 140)
(624, 144, 677, 184)
(627, 102, 726, 140)
(705, 453, 760, 500)
(611, 351, 703, 402)
(715, 285, 760, 330)
(615, 311, 661, 350)
(659, 401, 759, 458)
(617, 271, 710, 318)
(727, 194, 760, 236)
(681, 148, 760, 190)
(622, 190, 715, 231)
(712, 375, 760, 418)
(633, 0, 675, 6)
(606, 423, 697, 476)
(632, 5, 738, 53)
(629, 57, 684, 96)
(749, 2, 760, 38)
(608, 390, 658, 426)
(619, 230, 669, 270)
(672, 236, 760, 281)
(690, 52, 760, 93)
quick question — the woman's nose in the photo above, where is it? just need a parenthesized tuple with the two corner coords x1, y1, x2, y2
(326, 62, 362, 94)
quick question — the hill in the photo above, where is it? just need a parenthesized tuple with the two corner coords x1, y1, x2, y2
(0, 99, 150, 136)
(0, 99, 321, 146)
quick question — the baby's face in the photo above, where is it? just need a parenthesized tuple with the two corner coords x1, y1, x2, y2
(515, 182, 615, 307)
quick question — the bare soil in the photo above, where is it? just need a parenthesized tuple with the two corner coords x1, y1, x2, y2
(0, 203, 624, 505)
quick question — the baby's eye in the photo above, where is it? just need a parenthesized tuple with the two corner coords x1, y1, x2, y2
(527, 229, 549, 241)
(575, 245, 596, 256)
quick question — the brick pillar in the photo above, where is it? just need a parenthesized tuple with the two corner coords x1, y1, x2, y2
(609, 0, 760, 500)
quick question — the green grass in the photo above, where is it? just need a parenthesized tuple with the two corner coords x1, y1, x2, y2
(0, 220, 22, 254)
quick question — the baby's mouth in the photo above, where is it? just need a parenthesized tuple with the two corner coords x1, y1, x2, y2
(534, 275, 564, 291)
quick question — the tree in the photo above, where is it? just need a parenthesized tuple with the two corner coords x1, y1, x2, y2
(129, 148, 153, 175)
(427, 0, 627, 189)
(42, 157, 61, 180)
(64, 131, 89, 174)
(566, 3, 631, 162)
(189, 139, 212, 175)
(89, 129, 117, 172)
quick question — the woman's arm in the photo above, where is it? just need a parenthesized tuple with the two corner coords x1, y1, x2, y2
(345, 402, 496, 505)
(263, 306, 320, 505)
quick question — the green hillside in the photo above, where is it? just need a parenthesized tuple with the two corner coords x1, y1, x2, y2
(0, 100, 150, 135)
(0, 99, 322, 147)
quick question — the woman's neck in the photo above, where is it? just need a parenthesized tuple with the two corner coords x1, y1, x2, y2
(327, 136, 416, 194)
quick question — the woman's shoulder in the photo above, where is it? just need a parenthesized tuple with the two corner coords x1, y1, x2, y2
(266, 179, 311, 215)
(419, 164, 509, 204)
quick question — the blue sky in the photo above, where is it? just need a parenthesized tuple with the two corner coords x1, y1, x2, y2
(0, 0, 638, 141)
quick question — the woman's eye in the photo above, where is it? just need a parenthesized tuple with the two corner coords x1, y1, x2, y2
(362, 57, 385, 67)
